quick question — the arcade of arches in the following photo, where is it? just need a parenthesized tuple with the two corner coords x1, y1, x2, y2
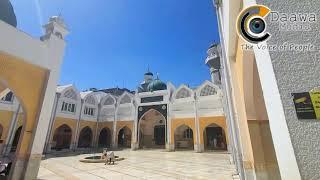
(171, 117, 227, 152)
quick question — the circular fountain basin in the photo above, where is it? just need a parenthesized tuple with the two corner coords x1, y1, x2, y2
(79, 155, 124, 163)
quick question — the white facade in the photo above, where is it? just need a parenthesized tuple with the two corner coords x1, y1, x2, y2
(36, 76, 225, 153)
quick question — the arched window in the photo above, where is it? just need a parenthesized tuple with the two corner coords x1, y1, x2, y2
(85, 95, 96, 105)
(176, 88, 191, 99)
(1, 91, 14, 102)
(61, 101, 76, 113)
(84, 106, 95, 116)
(63, 89, 77, 100)
(200, 85, 217, 96)
(104, 96, 115, 105)
(120, 94, 131, 104)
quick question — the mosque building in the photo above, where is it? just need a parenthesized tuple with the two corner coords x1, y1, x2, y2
(0, 1, 231, 178)
(41, 44, 228, 153)
(0, 37, 228, 173)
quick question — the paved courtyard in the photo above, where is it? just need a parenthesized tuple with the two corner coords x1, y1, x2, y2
(37, 150, 237, 180)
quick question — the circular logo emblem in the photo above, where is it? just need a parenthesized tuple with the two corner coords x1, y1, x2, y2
(162, 105, 166, 110)
(236, 5, 271, 44)
(139, 107, 143, 111)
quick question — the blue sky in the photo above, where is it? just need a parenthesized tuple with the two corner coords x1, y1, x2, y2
(11, 0, 219, 91)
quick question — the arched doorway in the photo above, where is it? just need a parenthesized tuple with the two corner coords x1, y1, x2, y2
(10, 126, 22, 152)
(203, 124, 227, 151)
(174, 125, 194, 150)
(117, 126, 131, 148)
(139, 109, 166, 149)
(98, 128, 111, 148)
(78, 126, 93, 148)
(52, 124, 72, 150)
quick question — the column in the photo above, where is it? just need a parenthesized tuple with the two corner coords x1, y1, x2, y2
(131, 103, 139, 150)
(166, 104, 174, 151)
(73, 100, 83, 150)
(93, 104, 101, 149)
(44, 94, 59, 153)
(3, 104, 20, 156)
(194, 95, 202, 152)
(112, 104, 118, 149)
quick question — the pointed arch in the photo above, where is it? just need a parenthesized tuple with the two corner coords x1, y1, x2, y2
(98, 127, 112, 148)
(117, 126, 132, 148)
(57, 84, 80, 101)
(174, 85, 193, 100)
(78, 126, 93, 148)
(203, 123, 227, 151)
(101, 94, 116, 106)
(63, 89, 78, 100)
(52, 124, 72, 150)
(196, 80, 221, 97)
(0, 91, 14, 102)
(57, 85, 81, 115)
(174, 124, 194, 150)
(138, 109, 166, 148)
(85, 95, 96, 105)
(118, 92, 133, 105)
(80, 91, 98, 105)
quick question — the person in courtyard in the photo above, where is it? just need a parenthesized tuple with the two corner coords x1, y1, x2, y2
(102, 148, 115, 165)
(213, 137, 217, 149)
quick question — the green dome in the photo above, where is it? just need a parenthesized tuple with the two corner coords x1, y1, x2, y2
(147, 79, 167, 92)
(0, 0, 17, 27)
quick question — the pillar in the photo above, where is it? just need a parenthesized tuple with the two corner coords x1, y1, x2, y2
(166, 104, 174, 151)
(194, 95, 202, 152)
(2, 104, 20, 156)
(131, 104, 139, 150)
(44, 94, 59, 153)
(112, 105, 118, 149)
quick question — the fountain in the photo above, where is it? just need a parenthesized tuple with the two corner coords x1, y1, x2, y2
(79, 148, 124, 163)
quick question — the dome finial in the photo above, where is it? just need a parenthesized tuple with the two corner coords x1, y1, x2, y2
(156, 73, 160, 80)
(144, 66, 153, 76)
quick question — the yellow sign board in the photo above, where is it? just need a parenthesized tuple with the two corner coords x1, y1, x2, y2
(310, 90, 320, 119)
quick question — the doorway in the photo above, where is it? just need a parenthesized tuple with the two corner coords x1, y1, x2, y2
(139, 109, 166, 149)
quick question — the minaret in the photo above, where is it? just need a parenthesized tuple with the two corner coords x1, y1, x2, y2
(205, 43, 221, 85)
(41, 15, 69, 40)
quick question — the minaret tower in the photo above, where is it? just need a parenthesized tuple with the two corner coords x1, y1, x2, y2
(41, 15, 69, 40)
(205, 43, 221, 85)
